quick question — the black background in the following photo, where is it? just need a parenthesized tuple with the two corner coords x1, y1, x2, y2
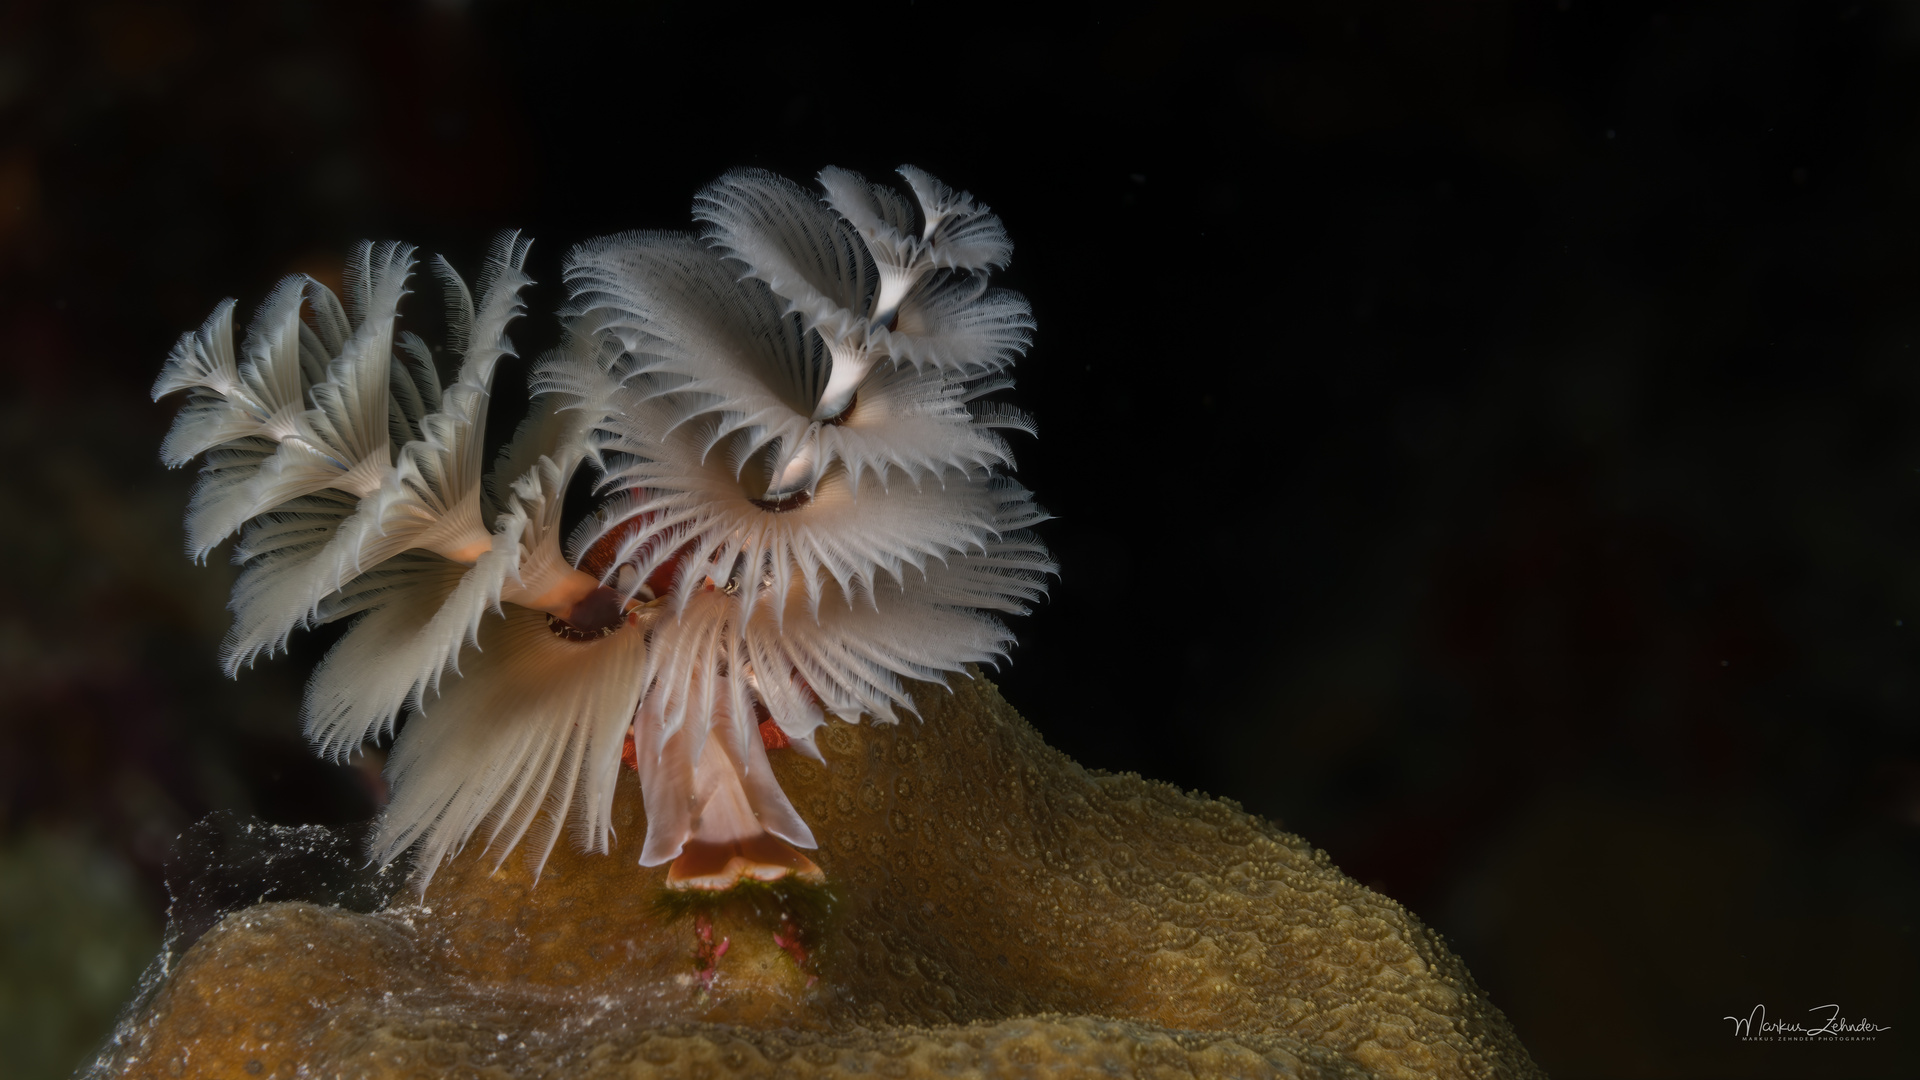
(2, 1, 1917, 1076)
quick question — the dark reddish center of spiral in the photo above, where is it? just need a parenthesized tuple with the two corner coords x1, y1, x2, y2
(749, 490, 812, 513)
(546, 585, 627, 641)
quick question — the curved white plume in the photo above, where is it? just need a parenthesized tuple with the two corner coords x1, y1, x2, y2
(156, 167, 1054, 891)
(375, 602, 650, 878)
(693, 168, 874, 341)
(563, 232, 1017, 493)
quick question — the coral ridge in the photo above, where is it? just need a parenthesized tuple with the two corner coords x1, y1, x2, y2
(98, 675, 1541, 1080)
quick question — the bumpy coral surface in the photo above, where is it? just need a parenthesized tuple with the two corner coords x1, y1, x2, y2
(100, 676, 1541, 1080)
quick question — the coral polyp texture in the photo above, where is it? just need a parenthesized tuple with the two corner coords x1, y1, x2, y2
(151, 167, 1052, 891)
(97, 677, 1543, 1080)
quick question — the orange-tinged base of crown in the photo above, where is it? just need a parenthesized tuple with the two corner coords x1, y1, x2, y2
(666, 834, 825, 891)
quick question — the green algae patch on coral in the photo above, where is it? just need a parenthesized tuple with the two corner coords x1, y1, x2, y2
(96, 674, 1542, 1080)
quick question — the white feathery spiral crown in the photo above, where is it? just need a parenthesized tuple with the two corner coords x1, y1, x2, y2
(152, 166, 1054, 889)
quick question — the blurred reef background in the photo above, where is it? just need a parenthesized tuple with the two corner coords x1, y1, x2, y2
(1, 1, 1917, 1077)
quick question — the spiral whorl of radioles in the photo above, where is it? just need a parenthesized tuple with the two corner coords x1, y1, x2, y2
(153, 167, 1054, 889)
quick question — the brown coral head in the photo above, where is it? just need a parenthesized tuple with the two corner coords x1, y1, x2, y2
(101, 673, 1544, 1080)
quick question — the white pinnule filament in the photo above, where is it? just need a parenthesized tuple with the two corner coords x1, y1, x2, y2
(813, 333, 875, 422)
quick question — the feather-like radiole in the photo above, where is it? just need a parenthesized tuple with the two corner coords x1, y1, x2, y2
(556, 166, 1054, 884)
(157, 236, 649, 876)
(566, 232, 1020, 496)
(154, 165, 1055, 893)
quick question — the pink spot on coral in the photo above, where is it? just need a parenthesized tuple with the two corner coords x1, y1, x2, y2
(692, 913, 730, 989)
(772, 913, 817, 987)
